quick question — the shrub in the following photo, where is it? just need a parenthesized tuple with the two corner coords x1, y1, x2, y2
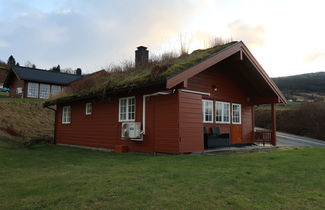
(255, 103, 325, 140)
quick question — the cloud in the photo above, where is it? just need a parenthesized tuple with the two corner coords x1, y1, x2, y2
(305, 50, 325, 63)
(0, 0, 201, 73)
(0, 40, 9, 48)
(228, 20, 266, 47)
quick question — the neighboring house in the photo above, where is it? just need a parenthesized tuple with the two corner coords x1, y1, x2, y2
(44, 42, 286, 154)
(4, 66, 83, 99)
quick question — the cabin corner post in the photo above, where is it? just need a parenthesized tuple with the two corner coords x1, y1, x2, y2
(271, 103, 276, 146)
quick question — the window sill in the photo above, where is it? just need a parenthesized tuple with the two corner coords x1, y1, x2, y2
(119, 119, 135, 122)
(216, 121, 230, 124)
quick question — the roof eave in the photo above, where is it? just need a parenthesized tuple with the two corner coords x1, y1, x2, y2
(43, 78, 167, 107)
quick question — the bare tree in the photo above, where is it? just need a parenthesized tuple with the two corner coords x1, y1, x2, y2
(179, 34, 190, 56)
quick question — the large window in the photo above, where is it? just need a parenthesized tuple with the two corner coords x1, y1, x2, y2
(232, 103, 241, 124)
(85, 102, 92, 115)
(215, 101, 230, 123)
(119, 97, 135, 121)
(202, 100, 213, 123)
(62, 106, 71, 124)
(51, 85, 61, 96)
(27, 82, 39, 98)
(39, 84, 50, 99)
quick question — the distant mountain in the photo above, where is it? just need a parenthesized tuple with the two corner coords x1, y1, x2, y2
(272, 72, 325, 93)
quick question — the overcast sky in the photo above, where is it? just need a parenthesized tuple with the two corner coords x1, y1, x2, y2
(0, 0, 325, 77)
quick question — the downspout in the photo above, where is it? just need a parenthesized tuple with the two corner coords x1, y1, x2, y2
(142, 91, 171, 135)
(44, 105, 57, 144)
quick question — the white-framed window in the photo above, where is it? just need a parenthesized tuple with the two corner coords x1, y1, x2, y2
(119, 96, 135, 122)
(232, 103, 241, 124)
(202, 99, 213, 123)
(62, 106, 71, 124)
(27, 82, 39, 98)
(85, 102, 92, 115)
(215, 101, 230, 123)
(16, 87, 22, 94)
(39, 84, 50, 99)
(51, 85, 61, 96)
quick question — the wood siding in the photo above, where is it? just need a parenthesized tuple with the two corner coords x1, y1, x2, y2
(56, 89, 180, 153)
(178, 91, 203, 153)
(150, 94, 180, 153)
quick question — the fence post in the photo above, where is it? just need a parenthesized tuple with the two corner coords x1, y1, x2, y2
(271, 103, 276, 146)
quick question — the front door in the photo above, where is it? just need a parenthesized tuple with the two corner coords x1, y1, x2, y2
(231, 125, 242, 144)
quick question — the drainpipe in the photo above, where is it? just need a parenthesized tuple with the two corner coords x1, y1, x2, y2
(142, 91, 171, 135)
(44, 105, 57, 144)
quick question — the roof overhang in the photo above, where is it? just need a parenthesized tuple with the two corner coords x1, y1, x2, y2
(166, 41, 287, 104)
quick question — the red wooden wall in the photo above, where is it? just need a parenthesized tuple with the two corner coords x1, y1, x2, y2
(178, 91, 203, 153)
(56, 91, 181, 153)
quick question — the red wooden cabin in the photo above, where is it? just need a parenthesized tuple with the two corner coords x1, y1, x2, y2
(44, 42, 286, 154)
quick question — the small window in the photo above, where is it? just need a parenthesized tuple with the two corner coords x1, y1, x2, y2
(16, 87, 22, 94)
(119, 97, 135, 122)
(39, 84, 50, 99)
(27, 82, 39, 98)
(232, 103, 241, 124)
(51, 85, 61, 96)
(86, 103, 92, 115)
(202, 100, 213, 123)
(62, 106, 71, 124)
(215, 101, 230, 123)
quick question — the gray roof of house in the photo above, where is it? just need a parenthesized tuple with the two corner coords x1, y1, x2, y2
(12, 66, 82, 85)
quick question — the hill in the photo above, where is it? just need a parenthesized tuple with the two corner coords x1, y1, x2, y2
(272, 71, 325, 93)
(272, 72, 325, 101)
(0, 98, 54, 140)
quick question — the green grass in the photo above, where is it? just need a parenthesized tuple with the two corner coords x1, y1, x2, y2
(0, 92, 9, 97)
(0, 98, 54, 139)
(0, 141, 324, 209)
(45, 41, 237, 106)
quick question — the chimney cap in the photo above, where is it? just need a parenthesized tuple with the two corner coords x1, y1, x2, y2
(137, 46, 147, 50)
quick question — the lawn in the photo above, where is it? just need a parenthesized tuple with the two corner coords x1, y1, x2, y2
(0, 140, 324, 210)
(0, 92, 9, 97)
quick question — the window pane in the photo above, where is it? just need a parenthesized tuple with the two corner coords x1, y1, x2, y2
(215, 102, 230, 123)
(203, 100, 213, 123)
(51, 85, 61, 96)
(119, 97, 135, 121)
(40, 84, 50, 99)
(27, 82, 39, 98)
(232, 104, 241, 124)
(62, 106, 71, 124)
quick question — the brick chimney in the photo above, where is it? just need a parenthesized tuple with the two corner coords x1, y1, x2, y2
(135, 46, 148, 67)
(76, 68, 82, 75)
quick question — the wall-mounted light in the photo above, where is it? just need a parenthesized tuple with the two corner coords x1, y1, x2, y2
(211, 85, 218, 92)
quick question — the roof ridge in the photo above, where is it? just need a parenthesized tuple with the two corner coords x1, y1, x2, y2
(13, 65, 81, 77)
(166, 41, 239, 80)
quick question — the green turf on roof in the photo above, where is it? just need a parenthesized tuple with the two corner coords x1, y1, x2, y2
(45, 41, 238, 105)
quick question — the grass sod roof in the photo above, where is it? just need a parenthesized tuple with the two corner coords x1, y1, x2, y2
(44, 41, 238, 106)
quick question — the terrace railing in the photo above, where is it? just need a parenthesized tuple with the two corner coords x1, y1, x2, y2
(255, 130, 272, 146)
